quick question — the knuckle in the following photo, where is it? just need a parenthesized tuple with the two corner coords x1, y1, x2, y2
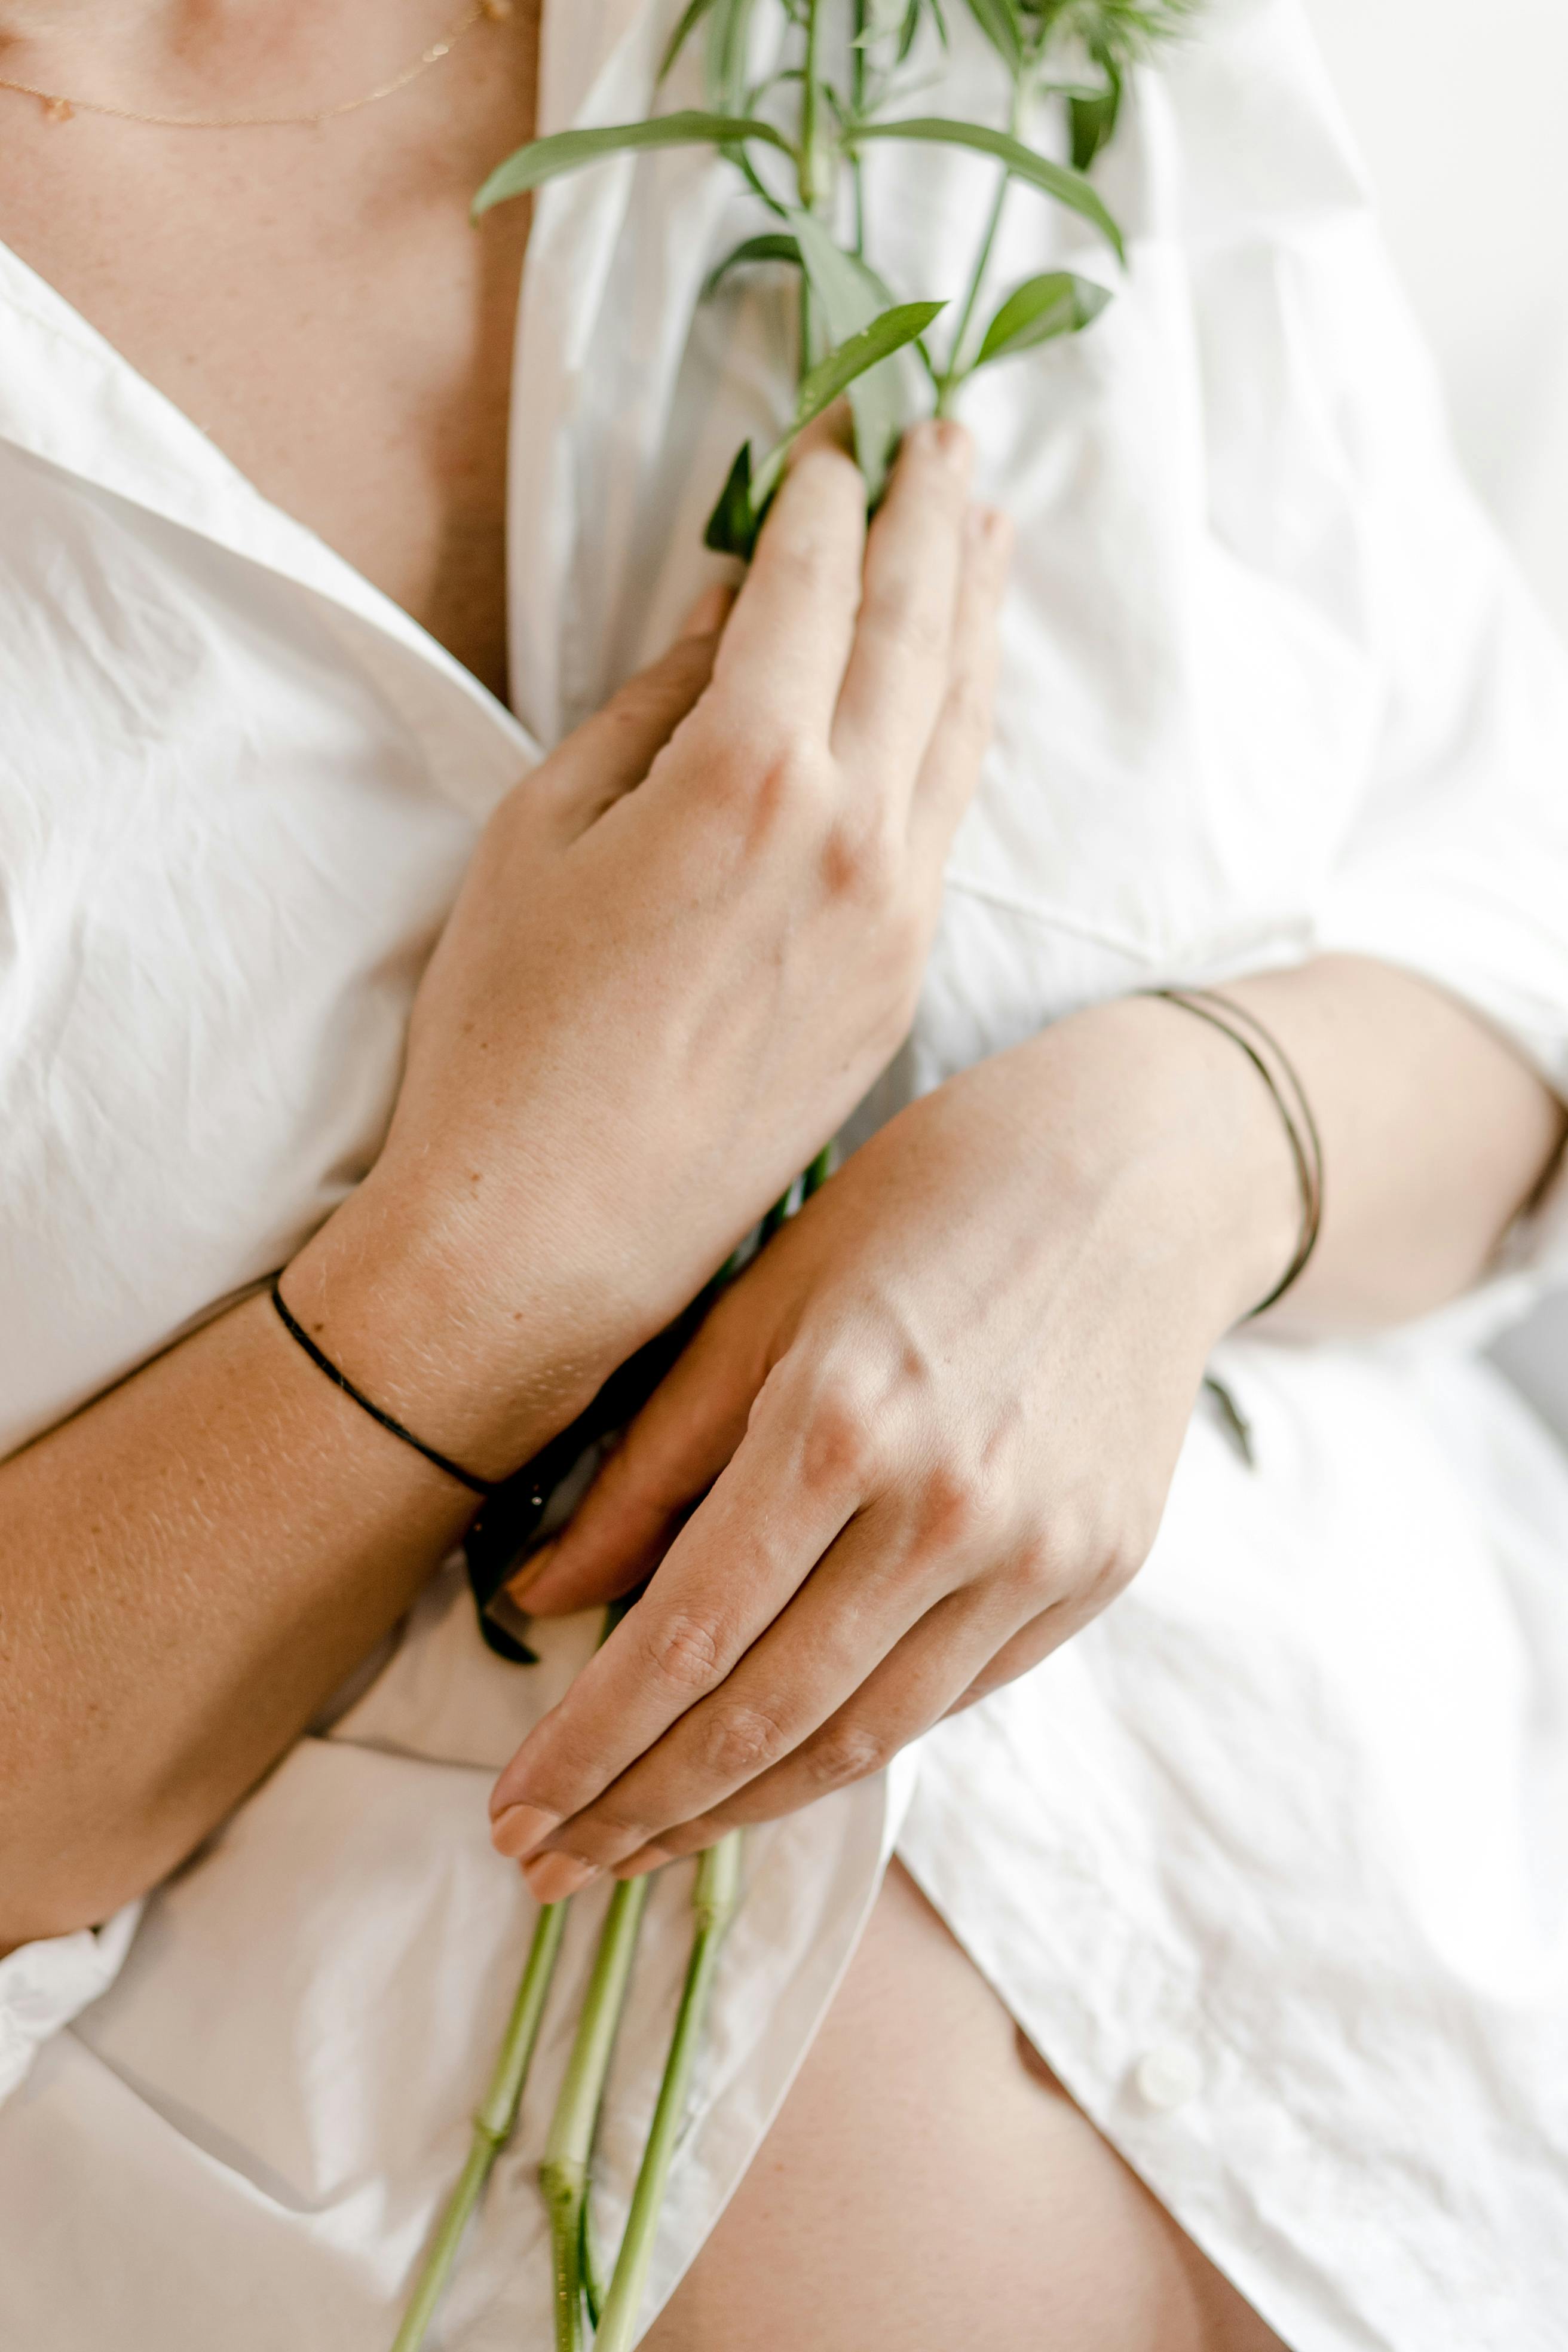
(640, 1609, 725, 1696)
(818, 813, 900, 905)
(802, 1720, 891, 1794)
(996, 1500, 1146, 1615)
(761, 517, 850, 604)
(715, 728, 829, 838)
(1099, 1510, 1156, 1595)
(703, 1700, 793, 1781)
(801, 1380, 884, 1493)
(762, 732, 831, 813)
(911, 1456, 994, 1555)
(866, 573, 948, 666)
(993, 1528, 1059, 1613)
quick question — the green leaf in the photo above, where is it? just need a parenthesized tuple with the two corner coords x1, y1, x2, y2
(702, 231, 803, 300)
(853, 116, 1126, 262)
(703, 441, 758, 558)
(760, 299, 945, 501)
(963, 0, 1025, 71)
(472, 111, 792, 218)
(1069, 59, 1123, 170)
(704, 0, 760, 112)
(973, 269, 1112, 365)
(659, 0, 716, 84)
(786, 209, 911, 499)
(702, 300, 946, 559)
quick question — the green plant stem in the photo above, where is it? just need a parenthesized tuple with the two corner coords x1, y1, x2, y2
(935, 74, 1030, 413)
(580, 2194, 610, 2328)
(850, 0, 868, 253)
(798, 0, 827, 211)
(390, 1898, 569, 2352)
(795, 0, 830, 370)
(592, 1835, 745, 2352)
(540, 1873, 654, 2352)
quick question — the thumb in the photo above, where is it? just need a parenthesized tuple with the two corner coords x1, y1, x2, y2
(532, 627, 721, 844)
(509, 1299, 767, 1617)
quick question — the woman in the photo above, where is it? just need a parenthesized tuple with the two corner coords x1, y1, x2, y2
(1, 1, 1565, 2346)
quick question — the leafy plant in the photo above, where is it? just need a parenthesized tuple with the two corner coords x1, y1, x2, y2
(473, 0, 1192, 548)
(393, 6, 1196, 2345)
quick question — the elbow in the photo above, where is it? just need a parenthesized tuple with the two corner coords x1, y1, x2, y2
(0, 1813, 173, 1955)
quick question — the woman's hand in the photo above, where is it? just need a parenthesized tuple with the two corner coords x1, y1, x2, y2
(485, 996, 1303, 1897)
(290, 423, 1010, 1477)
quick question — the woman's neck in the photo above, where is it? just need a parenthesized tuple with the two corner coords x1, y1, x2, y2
(0, 0, 461, 114)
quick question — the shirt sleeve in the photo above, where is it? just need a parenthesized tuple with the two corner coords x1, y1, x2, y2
(1169, 0, 1568, 1288)
(1299, 240, 1568, 1293)
(0, 1903, 142, 2106)
(1299, 246, 1568, 1095)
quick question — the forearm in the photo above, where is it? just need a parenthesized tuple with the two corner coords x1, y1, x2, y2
(1039, 953, 1565, 1343)
(483, 953, 1568, 1878)
(0, 1189, 586, 1953)
(1207, 956, 1561, 1331)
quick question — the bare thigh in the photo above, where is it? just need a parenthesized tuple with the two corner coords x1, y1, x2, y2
(644, 1860, 1288, 2352)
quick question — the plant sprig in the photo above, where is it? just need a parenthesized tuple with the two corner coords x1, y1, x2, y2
(474, 0, 1195, 548)
(409, 7, 1199, 2341)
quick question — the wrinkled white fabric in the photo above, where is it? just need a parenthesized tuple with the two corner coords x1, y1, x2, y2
(2, 2, 1567, 2346)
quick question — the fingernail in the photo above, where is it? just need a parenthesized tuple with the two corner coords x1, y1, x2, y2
(524, 1851, 600, 1904)
(505, 1541, 558, 1605)
(923, 416, 970, 467)
(490, 1801, 561, 1860)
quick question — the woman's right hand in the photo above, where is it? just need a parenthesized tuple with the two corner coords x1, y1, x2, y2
(287, 421, 1010, 1478)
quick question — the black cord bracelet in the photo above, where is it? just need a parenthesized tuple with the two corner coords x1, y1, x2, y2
(270, 1278, 500, 1498)
(1146, 988, 1324, 1317)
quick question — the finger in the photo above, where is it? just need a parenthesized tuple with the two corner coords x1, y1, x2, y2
(608, 1585, 1018, 1873)
(486, 1376, 863, 1863)
(534, 630, 720, 842)
(509, 1302, 766, 1619)
(907, 503, 1012, 866)
(829, 418, 975, 787)
(517, 1489, 963, 1881)
(710, 443, 867, 739)
(787, 400, 856, 465)
(940, 1604, 1062, 1718)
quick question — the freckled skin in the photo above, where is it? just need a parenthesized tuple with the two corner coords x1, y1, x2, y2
(0, 0, 541, 699)
(0, 18, 1557, 2347)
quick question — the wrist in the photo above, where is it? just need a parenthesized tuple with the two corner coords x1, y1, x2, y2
(1009, 993, 1305, 1342)
(284, 1163, 620, 1486)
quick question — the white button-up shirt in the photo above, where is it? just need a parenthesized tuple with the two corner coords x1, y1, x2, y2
(2, 3, 1567, 2346)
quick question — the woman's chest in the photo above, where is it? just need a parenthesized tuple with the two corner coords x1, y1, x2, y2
(0, 6, 538, 698)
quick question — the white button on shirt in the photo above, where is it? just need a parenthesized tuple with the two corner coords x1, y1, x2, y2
(1134, 2046, 1205, 2114)
(3, 3, 1568, 2348)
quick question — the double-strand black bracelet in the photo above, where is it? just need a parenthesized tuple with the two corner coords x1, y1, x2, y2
(269, 1277, 500, 1499)
(1146, 987, 1324, 1317)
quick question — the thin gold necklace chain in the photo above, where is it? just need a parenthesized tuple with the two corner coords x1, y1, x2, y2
(0, 0, 512, 128)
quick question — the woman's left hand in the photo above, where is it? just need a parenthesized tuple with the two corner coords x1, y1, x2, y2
(488, 996, 1300, 1900)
